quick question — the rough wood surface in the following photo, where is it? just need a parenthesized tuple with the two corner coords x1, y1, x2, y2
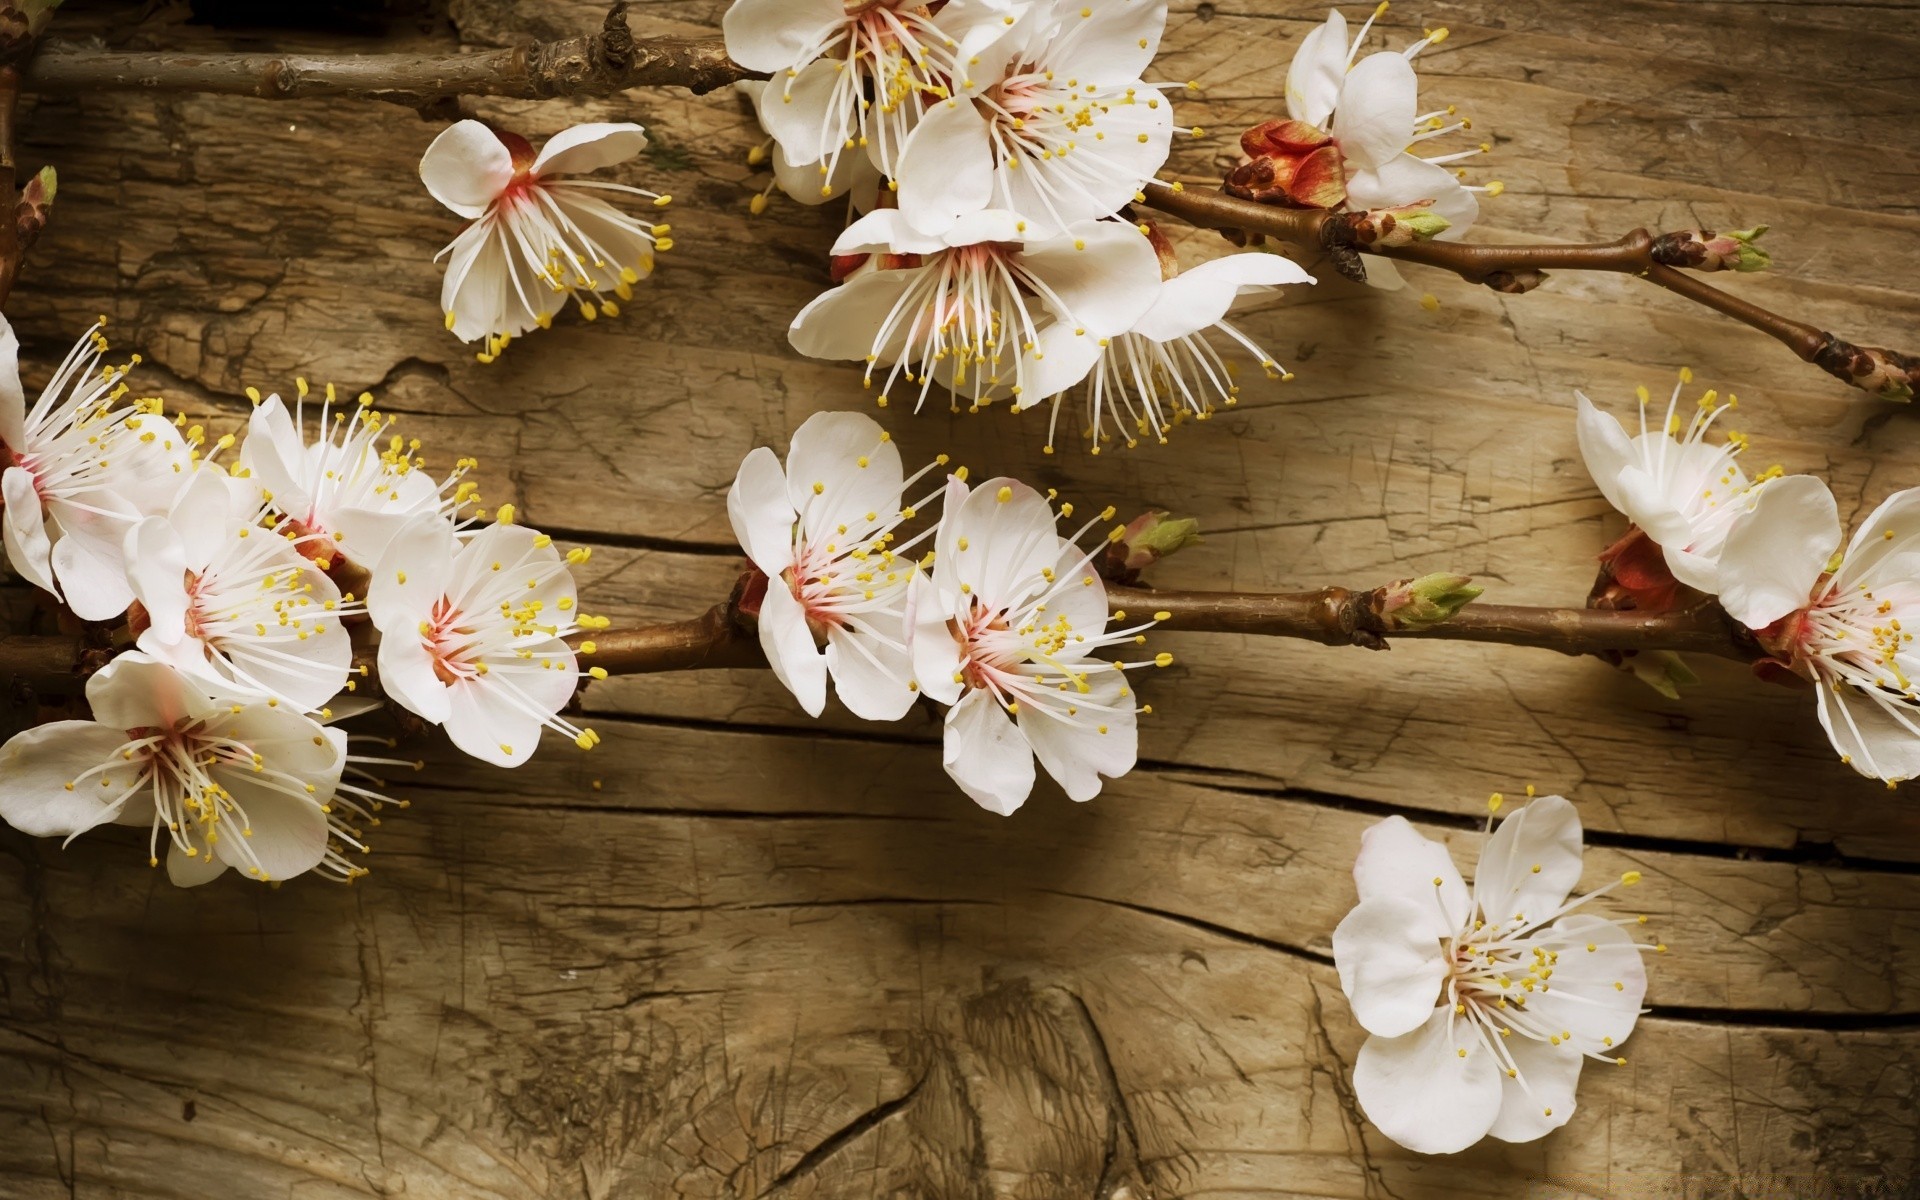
(3, 2, 1919, 1196)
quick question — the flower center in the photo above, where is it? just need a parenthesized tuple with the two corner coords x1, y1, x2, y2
(424, 596, 481, 685)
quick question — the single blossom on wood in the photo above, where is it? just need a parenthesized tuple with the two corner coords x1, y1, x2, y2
(1332, 794, 1652, 1153)
(728, 411, 944, 720)
(421, 119, 669, 360)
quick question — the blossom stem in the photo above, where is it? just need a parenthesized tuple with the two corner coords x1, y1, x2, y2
(1135, 181, 1916, 402)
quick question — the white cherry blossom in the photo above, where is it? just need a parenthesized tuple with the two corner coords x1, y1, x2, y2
(725, 0, 1024, 198)
(910, 475, 1160, 813)
(790, 208, 1161, 413)
(0, 652, 376, 885)
(368, 512, 599, 768)
(1054, 247, 1314, 452)
(237, 381, 479, 572)
(893, 0, 1176, 238)
(1716, 480, 1920, 784)
(1332, 795, 1653, 1153)
(1, 316, 190, 621)
(126, 469, 356, 713)
(421, 120, 668, 359)
(737, 80, 884, 211)
(728, 411, 945, 720)
(1576, 379, 1808, 602)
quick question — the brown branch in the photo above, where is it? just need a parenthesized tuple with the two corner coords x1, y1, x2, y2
(1137, 181, 1916, 402)
(20, 6, 761, 104)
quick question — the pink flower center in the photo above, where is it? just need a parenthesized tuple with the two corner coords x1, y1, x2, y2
(424, 596, 479, 685)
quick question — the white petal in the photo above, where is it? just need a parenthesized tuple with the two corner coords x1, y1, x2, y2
(0, 314, 24, 451)
(1471, 795, 1585, 927)
(1817, 683, 1920, 784)
(1522, 912, 1648, 1049)
(1344, 153, 1479, 237)
(1574, 393, 1636, 518)
(531, 122, 648, 177)
(728, 446, 799, 579)
(123, 516, 190, 644)
(992, 96, 1171, 237)
(1486, 1033, 1584, 1144)
(908, 571, 966, 706)
(1054, 0, 1167, 80)
(1332, 895, 1449, 1038)
(167, 840, 229, 887)
(1352, 814, 1470, 939)
(377, 630, 453, 726)
(1021, 221, 1162, 337)
(1331, 52, 1419, 170)
(1131, 253, 1315, 342)
(755, 58, 848, 165)
(213, 785, 330, 882)
(51, 532, 133, 622)
(1016, 318, 1106, 406)
(759, 577, 828, 718)
(832, 208, 936, 256)
(1352, 1007, 1503, 1155)
(895, 100, 998, 235)
(784, 410, 903, 536)
(85, 651, 216, 730)
(420, 120, 515, 219)
(1836, 486, 1920, 592)
(441, 220, 523, 343)
(1714, 474, 1840, 629)
(789, 269, 916, 364)
(825, 614, 918, 722)
(0, 721, 138, 838)
(3, 465, 55, 594)
(941, 477, 1059, 608)
(1285, 9, 1349, 126)
(239, 394, 312, 517)
(943, 687, 1036, 815)
(722, 0, 848, 72)
(1018, 665, 1136, 801)
(367, 513, 456, 635)
(443, 678, 544, 768)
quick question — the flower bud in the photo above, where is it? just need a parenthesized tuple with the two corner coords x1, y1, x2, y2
(1223, 119, 1347, 210)
(1098, 510, 1202, 583)
(1377, 573, 1482, 630)
(1346, 205, 1451, 249)
(14, 165, 53, 246)
(1652, 225, 1771, 273)
(1814, 339, 1917, 402)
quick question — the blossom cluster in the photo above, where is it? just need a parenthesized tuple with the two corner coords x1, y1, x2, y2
(732, 1, 1490, 451)
(0, 317, 600, 885)
(729, 410, 1163, 813)
(1579, 378, 1920, 783)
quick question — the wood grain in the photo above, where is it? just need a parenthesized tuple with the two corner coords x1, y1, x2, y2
(2, 1, 1918, 1196)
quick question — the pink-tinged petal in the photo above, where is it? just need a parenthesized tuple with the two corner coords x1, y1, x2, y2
(85, 651, 216, 731)
(1132, 253, 1315, 342)
(789, 268, 918, 364)
(1521, 912, 1647, 1049)
(1485, 1033, 1584, 1144)
(0, 721, 138, 838)
(213, 785, 329, 882)
(908, 572, 965, 706)
(1352, 1007, 1503, 1155)
(367, 513, 456, 635)
(943, 687, 1036, 815)
(825, 613, 917, 722)
(1471, 795, 1585, 927)
(1344, 153, 1479, 237)
(530, 122, 648, 177)
(50, 533, 133, 622)
(216, 706, 343, 781)
(1018, 665, 1135, 802)
(1835, 486, 1920, 593)
(1022, 221, 1162, 337)
(722, 0, 848, 72)
(728, 446, 799, 579)
(1352, 815, 1469, 938)
(1817, 683, 1920, 784)
(759, 577, 828, 718)
(167, 840, 229, 887)
(1714, 474, 1840, 630)
(1333, 895, 1449, 1038)
(420, 120, 515, 219)
(784, 410, 903, 535)
(443, 679, 544, 768)
(896, 100, 998, 235)
(3, 465, 55, 594)
(124, 515, 190, 644)
(1331, 52, 1418, 170)
(382, 631, 454, 727)
(166, 466, 242, 571)
(1285, 9, 1349, 127)
(0, 315, 24, 451)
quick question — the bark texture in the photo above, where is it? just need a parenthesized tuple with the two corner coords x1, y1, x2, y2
(2, 2, 1919, 1197)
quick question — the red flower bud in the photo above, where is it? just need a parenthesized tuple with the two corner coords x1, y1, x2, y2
(1224, 119, 1347, 210)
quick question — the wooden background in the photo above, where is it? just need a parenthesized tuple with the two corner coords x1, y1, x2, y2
(3, 1, 1918, 1196)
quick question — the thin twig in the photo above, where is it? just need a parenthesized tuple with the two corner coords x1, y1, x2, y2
(1136, 181, 1917, 401)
